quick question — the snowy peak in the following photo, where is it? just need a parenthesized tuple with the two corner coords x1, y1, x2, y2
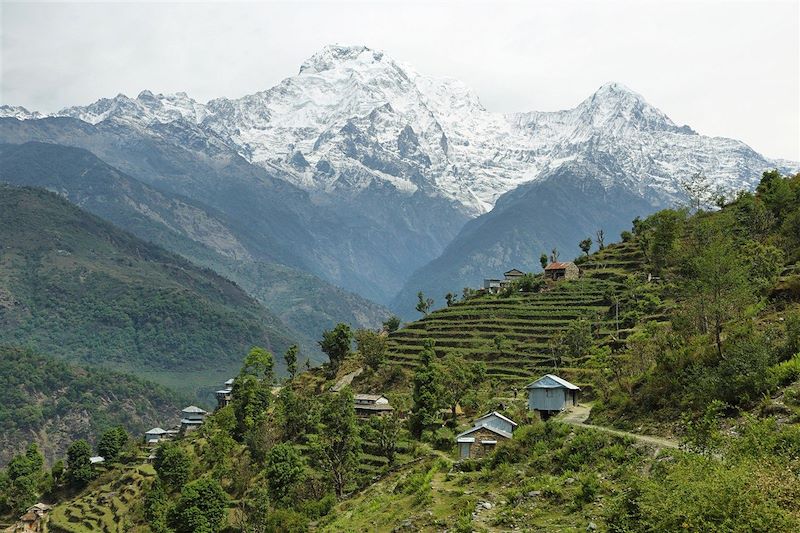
(5, 44, 792, 216)
(575, 82, 684, 134)
(0, 105, 43, 120)
(299, 44, 385, 75)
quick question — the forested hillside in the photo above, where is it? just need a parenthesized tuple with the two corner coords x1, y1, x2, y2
(2, 171, 798, 532)
(0, 345, 183, 465)
(0, 185, 302, 394)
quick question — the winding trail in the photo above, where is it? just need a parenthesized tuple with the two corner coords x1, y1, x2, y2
(558, 404, 680, 449)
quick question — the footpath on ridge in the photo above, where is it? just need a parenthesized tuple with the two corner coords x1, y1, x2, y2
(557, 404, 680, 449)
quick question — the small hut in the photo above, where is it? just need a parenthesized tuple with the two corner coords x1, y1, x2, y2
(525, 374, 580, 416)
(455, 412, 517, 459)
(544, 261, 579, 281)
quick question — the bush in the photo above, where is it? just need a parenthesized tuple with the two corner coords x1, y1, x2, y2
(771, 353, 800, 387)
(428, 427, 455, 452)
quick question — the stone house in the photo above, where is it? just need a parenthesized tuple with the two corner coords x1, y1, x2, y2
(544, 261, 580, 281)
(456, 424, 513, 459)
(455, 412, 517, 459)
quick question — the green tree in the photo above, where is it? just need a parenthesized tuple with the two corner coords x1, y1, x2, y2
(684, 220, 755, 358)
(368, 414, 401, 466)
(382, 316, 401, 333)
(97, 426, 128, 461)
(168, 478, 228, 533)
(2, 444, 44, 514)
(579, 237, 593, 256)
(410, 340, 444, 438)
(232, 347, 275, 439)
(310, 388, 360, 498)
(318, 323, 353, 377)
(445, 292, 457, 307)
(153, 442, 191, 491)
(144, 479, 169, 533)
(265, 443, 306, 506)
(355, 328, 388, 371)
(539, 253, 549, 270)
(277, 386, 315, 443)
(66, 439, 94, 488)
(415, 291, 434, 316)
(439, 353, 485, 418)
(284, 344, 299, 380)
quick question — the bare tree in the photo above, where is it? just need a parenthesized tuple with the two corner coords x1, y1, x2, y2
(595, 229, 605, 250)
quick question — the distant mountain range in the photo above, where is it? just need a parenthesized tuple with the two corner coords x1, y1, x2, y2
(2, 44, 795, 317)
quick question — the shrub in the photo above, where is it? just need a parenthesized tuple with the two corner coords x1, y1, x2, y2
(771, 353, 800, 387)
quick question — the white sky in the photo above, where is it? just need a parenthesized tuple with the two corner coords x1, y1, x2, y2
(1, 0, 798, 160)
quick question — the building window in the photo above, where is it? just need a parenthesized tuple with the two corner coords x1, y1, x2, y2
(546, 389, 553, 397)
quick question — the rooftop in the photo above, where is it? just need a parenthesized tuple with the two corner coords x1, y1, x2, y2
(525, 373, 580, 390)
(181, 405, 208, 414)
(544, 261, 575, 270)
(456, 422, 513, 440)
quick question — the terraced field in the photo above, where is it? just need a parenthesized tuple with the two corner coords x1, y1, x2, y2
(387, 241, 648, 387)
(48, 464, 155, 533)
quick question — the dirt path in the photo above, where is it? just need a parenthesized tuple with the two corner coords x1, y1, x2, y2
(558, 404, 680, 449)
(330, 367, 363, 392)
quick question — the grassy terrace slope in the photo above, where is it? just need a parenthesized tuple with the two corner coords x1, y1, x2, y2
(386, 241, 653, 387)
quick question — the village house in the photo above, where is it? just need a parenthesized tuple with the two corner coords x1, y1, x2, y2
(215, 378, 234, 409)
(544, 261, 580, 281)
(504, 268, 525, 280)
(525, 374, 580, 417)
(455, 412, 517, 459)
(144, 427, 167, 445)
(354, 393, 394, 416)
(180, 405, 208, 432)
(483, 268, 527, 294)
(482, 278, 502, 294)
(5, 503, 52, 533)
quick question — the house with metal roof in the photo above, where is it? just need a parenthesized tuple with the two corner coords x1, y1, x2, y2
(144, 427, 167, 445)
(180, 405, 208, 432)
(215, 378, 235, 410)
(455, 412, 517, 459)
(472, 411, 518, 435)
(525, 374, 580, 416)
(544, 261, 579, 281)
(353, 393, 393, 416)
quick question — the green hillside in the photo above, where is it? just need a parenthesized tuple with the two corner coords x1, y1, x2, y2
(386, 239, 659, 388)
(0, 185, 300, 395)
(0, 142, 390, 347)
(0, 346, 183, 465)
(3, 171, 799, 532)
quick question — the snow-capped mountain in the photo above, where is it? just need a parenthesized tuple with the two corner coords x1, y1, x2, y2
(2, 44, 794, 313)
(9, 44, 788, 217)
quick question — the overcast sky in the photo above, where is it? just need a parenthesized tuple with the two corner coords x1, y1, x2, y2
(1, 0, 798, 160)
